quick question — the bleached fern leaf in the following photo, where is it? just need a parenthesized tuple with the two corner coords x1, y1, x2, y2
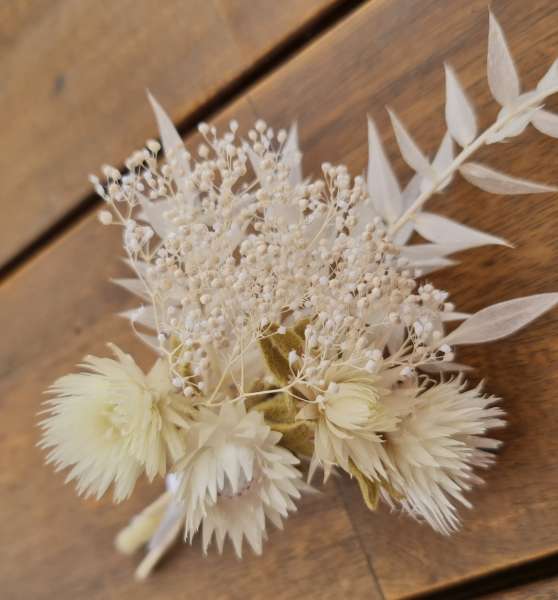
(388, 108, 430, 175)
(147, 92, 189, 172)
(460, 162, 557, 194)
(401, 243, 465, 261)
(537, 58, 558, 93)
(414, 212, 510, 250)
(411, 257, 457, 274)
(367, 117, 402, 222)
(420, 131, 454, 193)
(532, 109, 558, 138)
(444, 64, 477, 147)
(120, 307, 157, 330)
(112, 278, 151, 301)
(442, 294, 558, 346)
(282, 123, 303, 186)
(138, 196, 173, 239)
(487, 11, 520, 106)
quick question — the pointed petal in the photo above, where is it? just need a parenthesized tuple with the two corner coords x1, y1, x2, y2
(487, 11, 520, 106)
(460, 162, 557, 194)
(388, 108, 430, 175)
(367, 117, 402, 223)
(442, 294, 558, 346)
(444, 63, 477, 147)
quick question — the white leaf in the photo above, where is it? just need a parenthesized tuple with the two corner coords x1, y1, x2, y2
(112, 278, 150, 301)
(120, 306, 157, 330)
(387, 324, 406, 355)
(393, 173, 421, 245)
(282, 123, 303, 186)
(392, 220, 415, 247)
(138, 196, 173, 239)
(412, 257, 457, 274)
(444, 63, 477, 147)
(246, 143, 264, 183)
(431, 130, 454, 188)
(401, 243, 464, 260)
(414, 212, 510, 249)
(460, 162, 557, 194)
(367, 117, 402, 223)
(148, 93, 183, 157)
(136, 331, 163, 354)
(420, 131, 454, 193)
(537, 59, 558, 93)
(147, 94, 194, 207)
(487, 12, 520, 106)
(442, 293, 558, 346)
(123, 258, 148, 277)
(440, 311, 470, 322)
(388, 109, 430, 175)
(402, 172, 422, 208)
(532, 109, 558, 138)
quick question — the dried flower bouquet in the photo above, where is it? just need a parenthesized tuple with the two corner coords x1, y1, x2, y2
(40, 12, 558, 578)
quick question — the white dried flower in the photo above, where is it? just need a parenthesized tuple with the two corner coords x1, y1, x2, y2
(301, 366, 410, 482)
(39, 344, 192, 502)
(173, 402, 307, 557)
(383, 376, 505, 534)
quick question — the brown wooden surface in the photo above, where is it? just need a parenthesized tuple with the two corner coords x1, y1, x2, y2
(3, 0, 558, 598)
(0, 0, 343, 270)
(482, 578, 558, 600)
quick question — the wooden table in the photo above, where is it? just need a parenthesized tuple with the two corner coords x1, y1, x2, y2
(2, 1, 558, 598)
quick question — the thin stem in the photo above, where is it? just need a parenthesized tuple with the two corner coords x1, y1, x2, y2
(389, 85, 558, 235)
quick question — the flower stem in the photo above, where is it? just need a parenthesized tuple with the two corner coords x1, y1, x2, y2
(389, 85, 558, 236)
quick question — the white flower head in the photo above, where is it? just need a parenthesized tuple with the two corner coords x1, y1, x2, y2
(306, 366, 410, 482)
(174, 402, 307, 557)
(384, 376, 505, 534)
(39, 344, 192, 502)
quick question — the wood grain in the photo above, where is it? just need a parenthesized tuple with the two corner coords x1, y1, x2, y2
(4, 0, 558, 598)
(482, 578, 558, 599)
(0, 0, 344, 270)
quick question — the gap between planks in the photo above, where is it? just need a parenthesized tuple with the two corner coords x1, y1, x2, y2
(412, 551, 558, 599)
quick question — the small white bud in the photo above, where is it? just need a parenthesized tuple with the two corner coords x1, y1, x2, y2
(400, 366, 413, 378)
(98, 210, 113, 225)
(146, 139, 161, 153)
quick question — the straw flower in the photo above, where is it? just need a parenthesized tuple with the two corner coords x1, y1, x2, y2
(298, 366, 409, 483)
(383, 377, 505, 533)
(173, 402, 307, 557)
(39, 344, 192, 502)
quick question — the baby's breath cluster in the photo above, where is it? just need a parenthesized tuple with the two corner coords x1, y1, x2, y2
(95, 116, 459, 410)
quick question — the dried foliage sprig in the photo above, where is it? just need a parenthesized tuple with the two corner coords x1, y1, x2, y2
(40, 11, 558, 578)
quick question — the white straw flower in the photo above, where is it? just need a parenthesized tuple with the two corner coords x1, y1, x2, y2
(301, 366, 411, 482)
(173, 402, 307, 557)
(39, 344, 192, 502)
(383, 376, 505, 534)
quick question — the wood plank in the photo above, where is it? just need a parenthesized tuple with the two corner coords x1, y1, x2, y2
(4, 0, 558, 598)
(481, 578, 558, 599)
(0, 99, 381, 599)
(0, 0, 345, 269)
